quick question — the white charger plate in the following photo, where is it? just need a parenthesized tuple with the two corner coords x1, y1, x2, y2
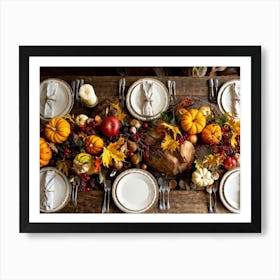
(40, 78, 74, 120)
(219, 168, 240, 213)
(126, 78, 170, 121)
(112, 169, 159, 213)
(217, 79, 240, 118)
(40, 167, 71, 213)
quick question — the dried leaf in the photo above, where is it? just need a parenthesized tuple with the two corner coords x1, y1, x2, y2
(63, 113, 76, 124)
(203, 153, 225, 169)
(160, 123, 181, 140)
(48, 142, 58, 153)
(161, 135, 179, 152)
(101, 137, 126, 167)
(194, 159, 203, 169)
(56, 160, 71, 176)
(230, 133, 238, 147)
(111, 103, 127, 121)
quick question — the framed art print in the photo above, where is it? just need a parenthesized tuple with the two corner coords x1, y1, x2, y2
(19, 46, 261, 233)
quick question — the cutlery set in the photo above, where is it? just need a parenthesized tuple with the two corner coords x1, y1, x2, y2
(158, 177, 171, 210)
(70, 175, 80, 210)
(71, 79, 84, 103)
(208, 78, 219, 103)
(167, 80, 177, 125)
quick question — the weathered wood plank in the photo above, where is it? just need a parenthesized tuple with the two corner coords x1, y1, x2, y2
(59, 190, 230, 214)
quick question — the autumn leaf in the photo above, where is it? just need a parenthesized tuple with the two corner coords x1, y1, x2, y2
(230, 133, 238, 147)
(101, 137, 126, 167)
(48, 142, 58, 153)
(63, 113, 76, 124)
(161, 135, 179, 152)
(56, 160, 71, 176)
(111, 103, 127, 121)
(203, 153, 225, 169)
(227, 116, 240, 134)
(160, 122, 181, 140)
(194, 159, 203, 169)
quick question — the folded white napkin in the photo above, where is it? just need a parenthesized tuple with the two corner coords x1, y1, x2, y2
(44, 81, 58, 118)
(231, 82, 240, 118)
(142, 81, 154, 116)
(41, 170, 55, 211)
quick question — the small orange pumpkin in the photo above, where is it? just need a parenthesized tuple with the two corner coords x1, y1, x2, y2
(85, 135, 104, 155)
(180, 109, 206, 135)
(40, 137, 52, 167)
(201, 124, 222, 144)
(45, 117, 71, 143)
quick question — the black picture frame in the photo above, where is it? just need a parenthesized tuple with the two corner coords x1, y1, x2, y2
(19, 46, 261, 233)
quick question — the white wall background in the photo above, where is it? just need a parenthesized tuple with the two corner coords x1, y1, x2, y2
(0, 0, 279, 279)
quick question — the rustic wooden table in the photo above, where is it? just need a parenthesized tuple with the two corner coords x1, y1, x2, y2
(41, 73, 239, 214)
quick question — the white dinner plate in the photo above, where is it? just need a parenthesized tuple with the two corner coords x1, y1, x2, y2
(112, 169, 159, 213)
(126, 78, 170, 121)
(217, 79, 240, 118)
(219, 168, 240, 213)
(40, 78, 74, 120)
(40, 167, 71, 212)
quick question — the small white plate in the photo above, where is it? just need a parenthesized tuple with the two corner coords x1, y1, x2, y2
(217, 79, 240, 118)
(40, 167, 71, 212)
(126, 78, 170, 121)
(219, 168, 240, 213)
(40, 78, 74, 120)
(112, 169, 159, 213)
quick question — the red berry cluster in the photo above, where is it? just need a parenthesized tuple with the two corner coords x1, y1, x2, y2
(78, 121, 96, 135)
(78, 173, 91, 192)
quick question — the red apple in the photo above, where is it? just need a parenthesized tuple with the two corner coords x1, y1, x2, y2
(101, 116, 120, 137)
(224, 157, 237, 170)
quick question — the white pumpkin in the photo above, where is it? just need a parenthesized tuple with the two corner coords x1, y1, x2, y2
(192, 168, 214, 187)
(75, 114, 89, 126)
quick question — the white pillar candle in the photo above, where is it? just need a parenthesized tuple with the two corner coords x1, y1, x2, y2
(79, 84, 98, 107)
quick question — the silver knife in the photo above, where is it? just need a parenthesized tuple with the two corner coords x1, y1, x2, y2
(121, 78, 126, 108)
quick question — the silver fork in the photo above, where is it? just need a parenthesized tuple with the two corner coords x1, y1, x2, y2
(165, 181, 171, 210)
(158, 177, 165, 210)
(212, 183, 218, 213)
(106, 180, 112, 213)
(205, 186, 214, 213)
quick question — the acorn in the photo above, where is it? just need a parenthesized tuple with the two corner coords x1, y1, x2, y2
(140, 163, 147, 170)
(114, 161, 123, 170)
(130, 119, 141, 129)
(129, 126, 137, 134)
(127, 140, 138, 153)
(131, 153, 141, 165)
(94, 115, 102, 126)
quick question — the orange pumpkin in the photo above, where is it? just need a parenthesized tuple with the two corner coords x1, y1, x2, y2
(40, 137, 52, 167)
(180, 109, 206, 134)
(45, 117, 71, 143)
(85, 135, 104, 155)
(201, 124, 222, 144)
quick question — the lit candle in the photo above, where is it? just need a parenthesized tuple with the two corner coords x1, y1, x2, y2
(79, 84, 98, 107)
